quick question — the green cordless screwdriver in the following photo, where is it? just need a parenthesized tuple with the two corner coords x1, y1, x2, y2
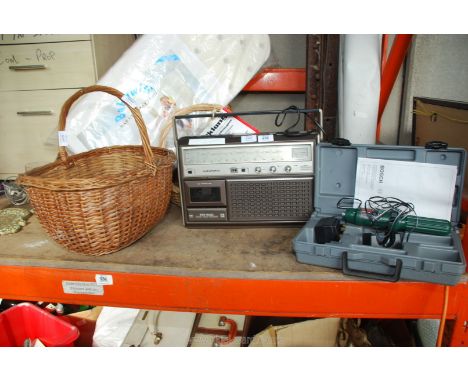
(342, 208, 452, 236)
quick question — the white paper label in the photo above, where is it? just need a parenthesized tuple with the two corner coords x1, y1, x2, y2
(258, 134, 274, 143)
(58, 131, 68, 147)
(62, 281, 104, 296)
(95, 274, 113, 285)
(188, 138, 225, 146)
(122, 94, 138, 108)
(354, 158, 457, 220)
(241, 135, 257, 143)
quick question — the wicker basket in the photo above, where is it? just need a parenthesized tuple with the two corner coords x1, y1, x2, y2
(17, 85, 175, 256)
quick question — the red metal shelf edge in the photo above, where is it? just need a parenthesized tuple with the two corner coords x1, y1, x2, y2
(242, 68, 306, 92)
(0, 264, 465, 318)
(2, 265, 467, 344)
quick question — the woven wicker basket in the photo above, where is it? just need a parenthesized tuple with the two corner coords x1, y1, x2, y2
(17, 85, 175, 256)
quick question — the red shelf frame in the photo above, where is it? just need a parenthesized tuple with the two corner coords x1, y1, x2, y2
(1, 265, 467, 346)
(242, 68, 306, 93)
(2, 60, 467, 347)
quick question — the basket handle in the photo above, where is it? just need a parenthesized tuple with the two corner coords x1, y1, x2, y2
(58, 85, 155, 171)
(158, 104, 225, 148)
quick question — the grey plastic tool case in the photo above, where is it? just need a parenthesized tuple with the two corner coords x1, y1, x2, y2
(293, 143, 466, 285)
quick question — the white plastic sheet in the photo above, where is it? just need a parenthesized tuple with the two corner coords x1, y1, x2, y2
(92, 307, 139, 347)
(64, 34, 270, 154)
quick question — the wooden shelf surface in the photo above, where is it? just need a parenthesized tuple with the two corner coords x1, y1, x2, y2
(1, 199, 467, 345)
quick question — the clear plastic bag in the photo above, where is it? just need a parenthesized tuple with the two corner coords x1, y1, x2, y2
(92, 307, 140, 347)
(63, 34, 270, 154)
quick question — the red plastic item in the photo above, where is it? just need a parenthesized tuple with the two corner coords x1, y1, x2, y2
(377, 34, 413, 125)
(0, 303, 79, 347)
(242, 68, 306, 92)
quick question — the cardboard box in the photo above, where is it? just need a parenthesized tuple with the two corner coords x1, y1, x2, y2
(66, 307, 102, 347)
(249, 318, 341, 347)
(413, 98, 468, 193)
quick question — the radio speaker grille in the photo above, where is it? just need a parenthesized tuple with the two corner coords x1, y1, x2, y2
(227, 178, 313, 221)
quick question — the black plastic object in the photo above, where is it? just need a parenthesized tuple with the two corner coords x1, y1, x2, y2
(331, 138, 351, 146)
(376, 232, 396, 248)
(314, 217, 341, 244)
(279, 130, 316, 138)
(425, 141, 448, 150)
(0, 300, 28, 312)
(362, 233, 372, 246)
(342, 252, 402, 282)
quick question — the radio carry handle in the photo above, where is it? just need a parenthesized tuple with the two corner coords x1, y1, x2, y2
(172, 108, 324, 147)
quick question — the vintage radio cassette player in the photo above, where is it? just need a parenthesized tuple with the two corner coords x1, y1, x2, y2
(178, 133, 316, 226)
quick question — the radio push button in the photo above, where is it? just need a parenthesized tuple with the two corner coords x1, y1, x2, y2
(284, 165, 292, 173)
(269, 166, 277, 173)
(255, 166, 262, 173)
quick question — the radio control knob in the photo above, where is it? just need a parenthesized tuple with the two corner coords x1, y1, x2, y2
(255, 166, 262, 173)
(284, 165, 292, 173)
(269, 166, 277, 173)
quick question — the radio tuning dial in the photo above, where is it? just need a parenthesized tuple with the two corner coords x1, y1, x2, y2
(269, 166, 277, 173)
(255, 166, 262, 173)
(284, 165, 292, 173)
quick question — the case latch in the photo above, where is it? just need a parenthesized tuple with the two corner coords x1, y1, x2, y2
(331, 138, 351, 146)
(425, 141, 448, 150)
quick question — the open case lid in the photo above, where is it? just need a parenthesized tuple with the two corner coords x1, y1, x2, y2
(314, 143, 466, 223)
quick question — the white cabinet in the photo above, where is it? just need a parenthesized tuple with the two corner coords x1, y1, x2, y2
(0, 41, 96, 91)
(0, 34, 91, 45)
(0, 34, 135, 178)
